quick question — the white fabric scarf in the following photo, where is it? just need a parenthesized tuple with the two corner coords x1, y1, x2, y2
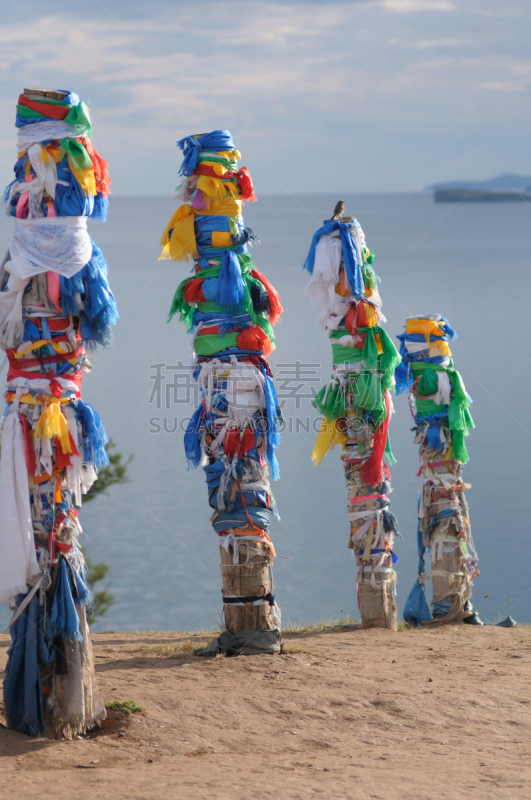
(9, 216, 91, 280)
(0, 412, 40, 605)
(304, 230, 384, 329)
(0, 216, 92, 347)
(17, 119, 89, 149)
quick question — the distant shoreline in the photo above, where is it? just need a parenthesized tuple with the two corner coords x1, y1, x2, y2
(434, 188, 531, 203)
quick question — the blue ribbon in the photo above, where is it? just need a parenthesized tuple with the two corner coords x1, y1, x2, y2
(403, 500, 432, 626)
(184, 405, 205, 469)
(429, 507, 458, 533)
(196, 244, 248, 270)
(303, 219, 363, 298)
(3, 591, 54, 737)
(76, 399, 109, 468)
(177, 130, 236, 177)
(260, 365, 281, 481)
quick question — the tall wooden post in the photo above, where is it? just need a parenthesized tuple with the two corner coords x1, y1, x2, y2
(160, 131, 283, 654)
(303, 204, 400, 630)
(1, 88, 116, 737)
(396, 315, 480, 626)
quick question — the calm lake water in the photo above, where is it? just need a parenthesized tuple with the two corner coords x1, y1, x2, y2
(1, 193, 530, 631)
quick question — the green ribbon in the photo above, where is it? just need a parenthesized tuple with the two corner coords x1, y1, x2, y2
(412, 362, 474, 463)
(58, 138, 92, 171)
(194, 332, 239, 357)
(313, 370, 387, 424)
(329, 326, 400, 389)
(198, 153, 238, 170)
(167, 253, 274, 348)
(17, 100, 92, 137)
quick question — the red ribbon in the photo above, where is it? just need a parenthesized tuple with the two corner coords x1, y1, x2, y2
(18, 94, 69, 120)
(250, 269, 283, 324)
(237, 167, 257, 202)
(360, 390, 391, 487)
(192, 164, 257, 202)
(345, 301, 373, 334)
(19, 414, 37, 474)
(237, 325, 273, 356)
(183, 278, 206, 304)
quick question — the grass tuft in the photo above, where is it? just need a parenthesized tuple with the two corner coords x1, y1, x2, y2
(129, 641, 197, 657)
(283, 612, 360, 635)
(105, 700, 145, 714)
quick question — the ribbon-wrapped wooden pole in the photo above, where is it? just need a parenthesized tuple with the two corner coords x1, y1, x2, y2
(303, 203, 400, 629)
(0, 87, 117, 737)
(160, 131, 283, 654)
(396, 315, 481, 626)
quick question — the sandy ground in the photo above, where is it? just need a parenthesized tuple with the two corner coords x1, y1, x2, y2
(0, 624, 530, 800)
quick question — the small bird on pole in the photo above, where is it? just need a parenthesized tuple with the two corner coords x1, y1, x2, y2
(330, 200, 345, 220)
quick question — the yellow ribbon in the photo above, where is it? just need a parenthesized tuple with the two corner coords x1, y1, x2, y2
(196, 176, 241, 210)
(71, 165, 97, 197)
(34, 399, 72, 453)
(195, 197, 243, 217)
(5, 393, 71, 406)
(406, 318, 447, 338)
(365, 304, 379, 328)
(14, 339, 78, 366)
(211, 231, 232, 247)
(428, 340, 451, 358)
(214, 149, 241, 161)
(312, 417, 347, 465)
(159, 204, 198, 262)
(196, 175, 238, 199)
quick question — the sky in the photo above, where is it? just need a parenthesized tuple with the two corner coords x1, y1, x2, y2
(0, 0, 530, 195)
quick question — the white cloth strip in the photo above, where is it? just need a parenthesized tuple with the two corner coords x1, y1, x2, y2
(431, 370, 452, 406)
(17, 120, 90, 148)
(348, 507, 386, 550)
(0, 412, 40, 604)
(7, 376, 80, 396)
(9, 216, 92, 279)
(6, 144, 58, 219)
(404, 340, 429, 354)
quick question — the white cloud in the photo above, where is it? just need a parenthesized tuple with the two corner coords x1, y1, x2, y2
(372, 0, 456, 11)
(482, 80, 524, 92)
(186, 4, 343, 46)
(405, 37, 475, 49)
(0, 0, 529, 193)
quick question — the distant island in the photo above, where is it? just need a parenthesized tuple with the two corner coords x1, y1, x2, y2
(426, 174, 531, 202)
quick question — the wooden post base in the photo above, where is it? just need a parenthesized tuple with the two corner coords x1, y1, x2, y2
(219, 540, 275, 633)
(430, 542, 471, 624)
(358, 564, 398, 630)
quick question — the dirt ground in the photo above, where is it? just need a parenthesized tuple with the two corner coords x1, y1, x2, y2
(0, 624, 530, 800)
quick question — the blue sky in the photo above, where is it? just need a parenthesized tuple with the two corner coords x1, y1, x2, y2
(0, 0, 529, 194)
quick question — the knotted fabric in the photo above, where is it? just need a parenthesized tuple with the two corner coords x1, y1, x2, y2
(303, 220, 363, 298)
(177, 130, 236, 176)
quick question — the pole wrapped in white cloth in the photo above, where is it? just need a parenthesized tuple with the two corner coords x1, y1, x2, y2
(0, 412, 40, 605)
